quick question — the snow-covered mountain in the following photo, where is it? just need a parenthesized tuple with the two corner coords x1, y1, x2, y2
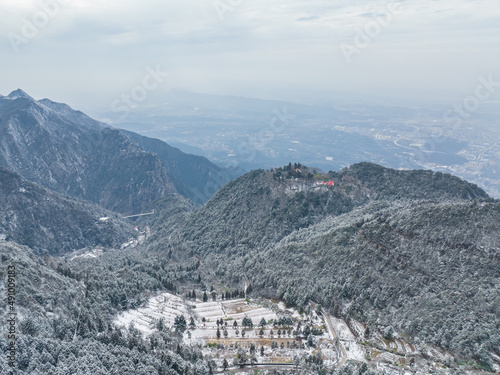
(0, 90, 234, 214)
(0, 167, 133, 255)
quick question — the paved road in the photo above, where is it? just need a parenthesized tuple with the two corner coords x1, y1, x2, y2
(321, 312, 348, 367)
(476, 142, 498, 161)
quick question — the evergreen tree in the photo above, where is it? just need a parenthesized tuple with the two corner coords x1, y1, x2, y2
(237, 348, 247, 368)
(242, 317, 253, 328)
(174, 315, 187, 332)
(157, 318, 165, 331)
(307, 334, 314, 347)
(365, 327, 370, 339)
(250, 344, 256, 355)
(303, 325, 311, 337)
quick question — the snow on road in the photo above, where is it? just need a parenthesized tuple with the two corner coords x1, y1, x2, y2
(329, 316, 366, 362)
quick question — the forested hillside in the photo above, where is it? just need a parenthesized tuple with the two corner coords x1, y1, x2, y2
(332, 162, 488, 200)
(149, 162, 489, 258)
(0, 238, 387, 375)
(0, 168, 133, 255)
(122, 131, 237, 206)
(208, 200, 500, 363)
(1, 158, 498, 373)
(0, 242, 212, 374)
(147, 163, 499, 370)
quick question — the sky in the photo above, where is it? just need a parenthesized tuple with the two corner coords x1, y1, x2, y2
(0, 0, 499, 111)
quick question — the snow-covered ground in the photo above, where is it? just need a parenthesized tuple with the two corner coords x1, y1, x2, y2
(328, 316, 366, 362)
(120, 234, 146, 249)
(69, 248, 104, 261)
(194, 299, 277, 326)
(115, 294, 286, 339)
(344, 340, 366, 362)
(329, 317, 356, 341)
(113, 293, 464, 374)
(114, 292, 190, 334)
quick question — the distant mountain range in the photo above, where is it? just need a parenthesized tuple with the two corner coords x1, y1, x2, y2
(0, 90, 236, 214)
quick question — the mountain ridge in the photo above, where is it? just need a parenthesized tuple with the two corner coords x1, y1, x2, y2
(146, 162, 498, 369)
(0, 167, 134, 255)
(0, 90, 234, 214)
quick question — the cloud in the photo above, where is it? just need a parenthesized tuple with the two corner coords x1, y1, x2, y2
(0, 0, 498, 108)
(295, 15, 320, 22)
(102, 31, 140, 45)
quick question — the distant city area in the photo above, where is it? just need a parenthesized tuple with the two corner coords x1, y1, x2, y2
(99, 90, 500, 197)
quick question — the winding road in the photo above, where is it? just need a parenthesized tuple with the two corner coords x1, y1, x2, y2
(321, 312, 348, 367)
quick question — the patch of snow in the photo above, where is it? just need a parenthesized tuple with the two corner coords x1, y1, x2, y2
(329, 317, 356, 341)
(114, 292, 190, 335)
(343, 339, 366, 362)
(121, 234, 145, 249)
(69, 248, 103, 261)
(329, 316, 366, 362)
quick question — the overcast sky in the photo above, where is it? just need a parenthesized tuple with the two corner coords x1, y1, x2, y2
(1, 0, 499, 110)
